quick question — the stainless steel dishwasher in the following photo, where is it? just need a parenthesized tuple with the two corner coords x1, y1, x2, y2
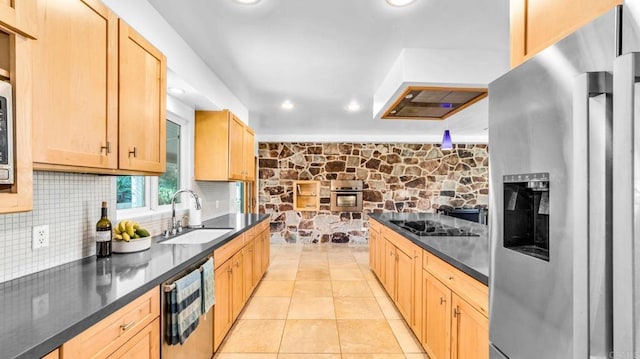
(161, 256, 214, 359)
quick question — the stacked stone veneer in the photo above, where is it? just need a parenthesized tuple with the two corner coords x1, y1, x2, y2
(258, 143, 489, 244)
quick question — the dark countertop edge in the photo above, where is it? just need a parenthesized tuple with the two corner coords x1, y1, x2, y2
(14, 213, 270, 359)
(369, 214, 489, 286)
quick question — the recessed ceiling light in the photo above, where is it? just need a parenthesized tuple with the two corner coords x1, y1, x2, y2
(346, 101, 361, 112)
(168, 87, 185, 95)
(386, 0, 417, 7)
(233, 0, 260, 4)
(281, 100, 294, 110)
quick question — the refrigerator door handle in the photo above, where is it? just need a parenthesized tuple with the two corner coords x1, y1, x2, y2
(573, 71, 613, 359)
(613, 52, 640, 357)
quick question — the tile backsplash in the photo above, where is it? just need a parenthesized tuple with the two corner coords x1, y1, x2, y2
(0, 171, 113, 283)
(0, 171, 237, 283)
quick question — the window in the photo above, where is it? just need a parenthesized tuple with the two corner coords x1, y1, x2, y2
(117, 116, 188, 216)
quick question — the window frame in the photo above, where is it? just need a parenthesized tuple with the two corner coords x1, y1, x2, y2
(116, 110, 192, 219)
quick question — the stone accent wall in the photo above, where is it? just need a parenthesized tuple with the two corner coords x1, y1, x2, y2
(258, 143, 489, 244)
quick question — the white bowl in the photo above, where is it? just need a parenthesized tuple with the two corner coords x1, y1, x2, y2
(112, 237, 152, 253)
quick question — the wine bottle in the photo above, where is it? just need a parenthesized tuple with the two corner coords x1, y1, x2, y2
(96, 201, 112, 257)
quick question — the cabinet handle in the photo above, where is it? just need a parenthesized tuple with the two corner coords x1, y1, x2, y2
(120, 321, 136, 332)
(448, 276, 454, 281)
(100, 142, 111, 154)
(440, 297, 446, 305)
(453, 307, 460, 318)
(129, 147, 137, 158)
(236, 261, 240, 268)
(227, 267, 233, 273)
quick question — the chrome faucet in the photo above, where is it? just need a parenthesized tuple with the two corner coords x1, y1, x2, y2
(170, 189, 202, 235)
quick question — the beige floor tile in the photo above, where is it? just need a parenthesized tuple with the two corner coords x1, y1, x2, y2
(279, 319, 340, 353)
(359, 265, 377, 281)
(278, 355, 341, 359)
(332, 280, 373, 297)
(214, 354, 278, 359)
(341, 355, 406, 359)
(296, 269, 331, 281)
(288, 296, 336, 319)
(404, 354, 429, 358)
(293, 280, 333, 297)
(264, 269, 298, 280)
(352, 251, 370, 265)
(388, 319, 425, 353)
(337, 319, 403, 353)
(367, 280, 387, 297)
(375, 295, 402, 319)
(254, 280, 295, 297)
(330, 268, 365, 280)
(219, 319, 285, 353)
(334, 297, 385, 319)
(241, 297, 291, 319)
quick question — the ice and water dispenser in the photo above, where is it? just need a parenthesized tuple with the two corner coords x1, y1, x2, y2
(503, 173, 550, 261)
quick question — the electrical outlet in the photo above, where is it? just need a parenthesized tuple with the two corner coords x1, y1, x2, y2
(32, 224, 49, 249)
(215, 200, 220, 209)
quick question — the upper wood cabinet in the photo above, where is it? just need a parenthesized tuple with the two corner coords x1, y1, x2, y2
(510, 0, 621, 67)
(0, 27, 33, 213)
(195, 110, 256, 182)
(31, 0, 166, 175)
(0, 0, 37, 38)
(118, 19, 166, 173)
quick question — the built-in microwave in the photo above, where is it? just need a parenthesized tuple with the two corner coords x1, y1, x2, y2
(0, 80, 13, 184)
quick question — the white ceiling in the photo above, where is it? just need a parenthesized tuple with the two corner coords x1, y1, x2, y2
(148, 0, 510, 143)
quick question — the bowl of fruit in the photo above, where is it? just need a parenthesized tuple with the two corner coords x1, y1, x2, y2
(112, 220, 152, 253)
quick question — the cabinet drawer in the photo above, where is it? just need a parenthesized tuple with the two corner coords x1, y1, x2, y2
(62, 287, 160, 359)
(107, 317, 160, 359)
(244, 227, 256, 241)
(258, 220, 269, 233)
(424, 251, 488, 317)
(369, 219, 382, 233)
(214, 234, 245, 268)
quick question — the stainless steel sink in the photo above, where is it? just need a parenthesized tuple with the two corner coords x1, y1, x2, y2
(160, 229, 232, 245)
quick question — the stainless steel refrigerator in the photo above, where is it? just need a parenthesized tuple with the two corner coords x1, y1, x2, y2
(489, 3, 640, 358)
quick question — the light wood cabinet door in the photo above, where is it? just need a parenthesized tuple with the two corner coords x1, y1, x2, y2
(213, 260, 233, 351)
(0, 0, 36, 38)
(42, 348, 59, 359)
(369, 228, 378, 276)
(118, 19, 166, 173)
(395, 247, 413, 322)
(231, 251, 244, 320)
(510, 0, 621, 67)
(243, 239, 255, 301)
(451, 294, 489, 359)
(253, 231, 263, 286)
(423, 271, 451, 359)
(228, 115, 244, 180)
(243, 126, 255, 181)
(383, 238, 396, 295)
(262, 229, 270, 273)
(107, 318, 160, 359)
(32, 0, 118, 170)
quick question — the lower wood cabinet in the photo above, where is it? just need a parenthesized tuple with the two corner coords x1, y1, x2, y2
(370, 221, 487, 359)
(213, 221, 270, 351)
(61, 287, 160, 359)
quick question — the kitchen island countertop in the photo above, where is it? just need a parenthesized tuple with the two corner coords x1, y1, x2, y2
(369, 212, 489, 284)
(0, 213, 269, 359)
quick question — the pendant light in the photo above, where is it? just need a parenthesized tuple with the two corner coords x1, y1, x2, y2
(441, 129, 453, 150)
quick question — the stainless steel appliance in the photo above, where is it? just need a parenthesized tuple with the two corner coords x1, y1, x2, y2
(330, 180, 363, 212)
(389, 219, 479, 237)
(489, 6, 629, 358)
(0, 80, 13, 184)
(161, 256, 214, 359)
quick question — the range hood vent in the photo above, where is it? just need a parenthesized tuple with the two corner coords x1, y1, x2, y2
(382, 86, 487, 120)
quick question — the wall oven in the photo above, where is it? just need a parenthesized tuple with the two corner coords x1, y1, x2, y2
(0, 81, 13, 184)
(330, 180, 363, 212)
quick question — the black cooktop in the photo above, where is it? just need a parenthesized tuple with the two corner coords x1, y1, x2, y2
(390, 220, 479, 237)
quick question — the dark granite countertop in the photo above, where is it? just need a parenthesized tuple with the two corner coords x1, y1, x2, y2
(369, 212, 489, 285)
(0, 213, 269, 359)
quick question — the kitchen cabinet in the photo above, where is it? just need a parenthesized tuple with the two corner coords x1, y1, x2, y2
(293, 180, 320, 211)
(195, 110, 256, 181)
(451, 293, 488, 359)
(510, 0, 621, 67)
(117, 19, 166, 173)
(423, 270, 452, 359)
(368, 219, 381, 277)
(213, 221, 270, 351)
(0, 0, 36, 38)
(61, 287, 160, 359)
(261, 223, 270, 273)
(42, 349, 59, 359)
(0, 27, 33, 213)
(32, 0, 166, 175)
